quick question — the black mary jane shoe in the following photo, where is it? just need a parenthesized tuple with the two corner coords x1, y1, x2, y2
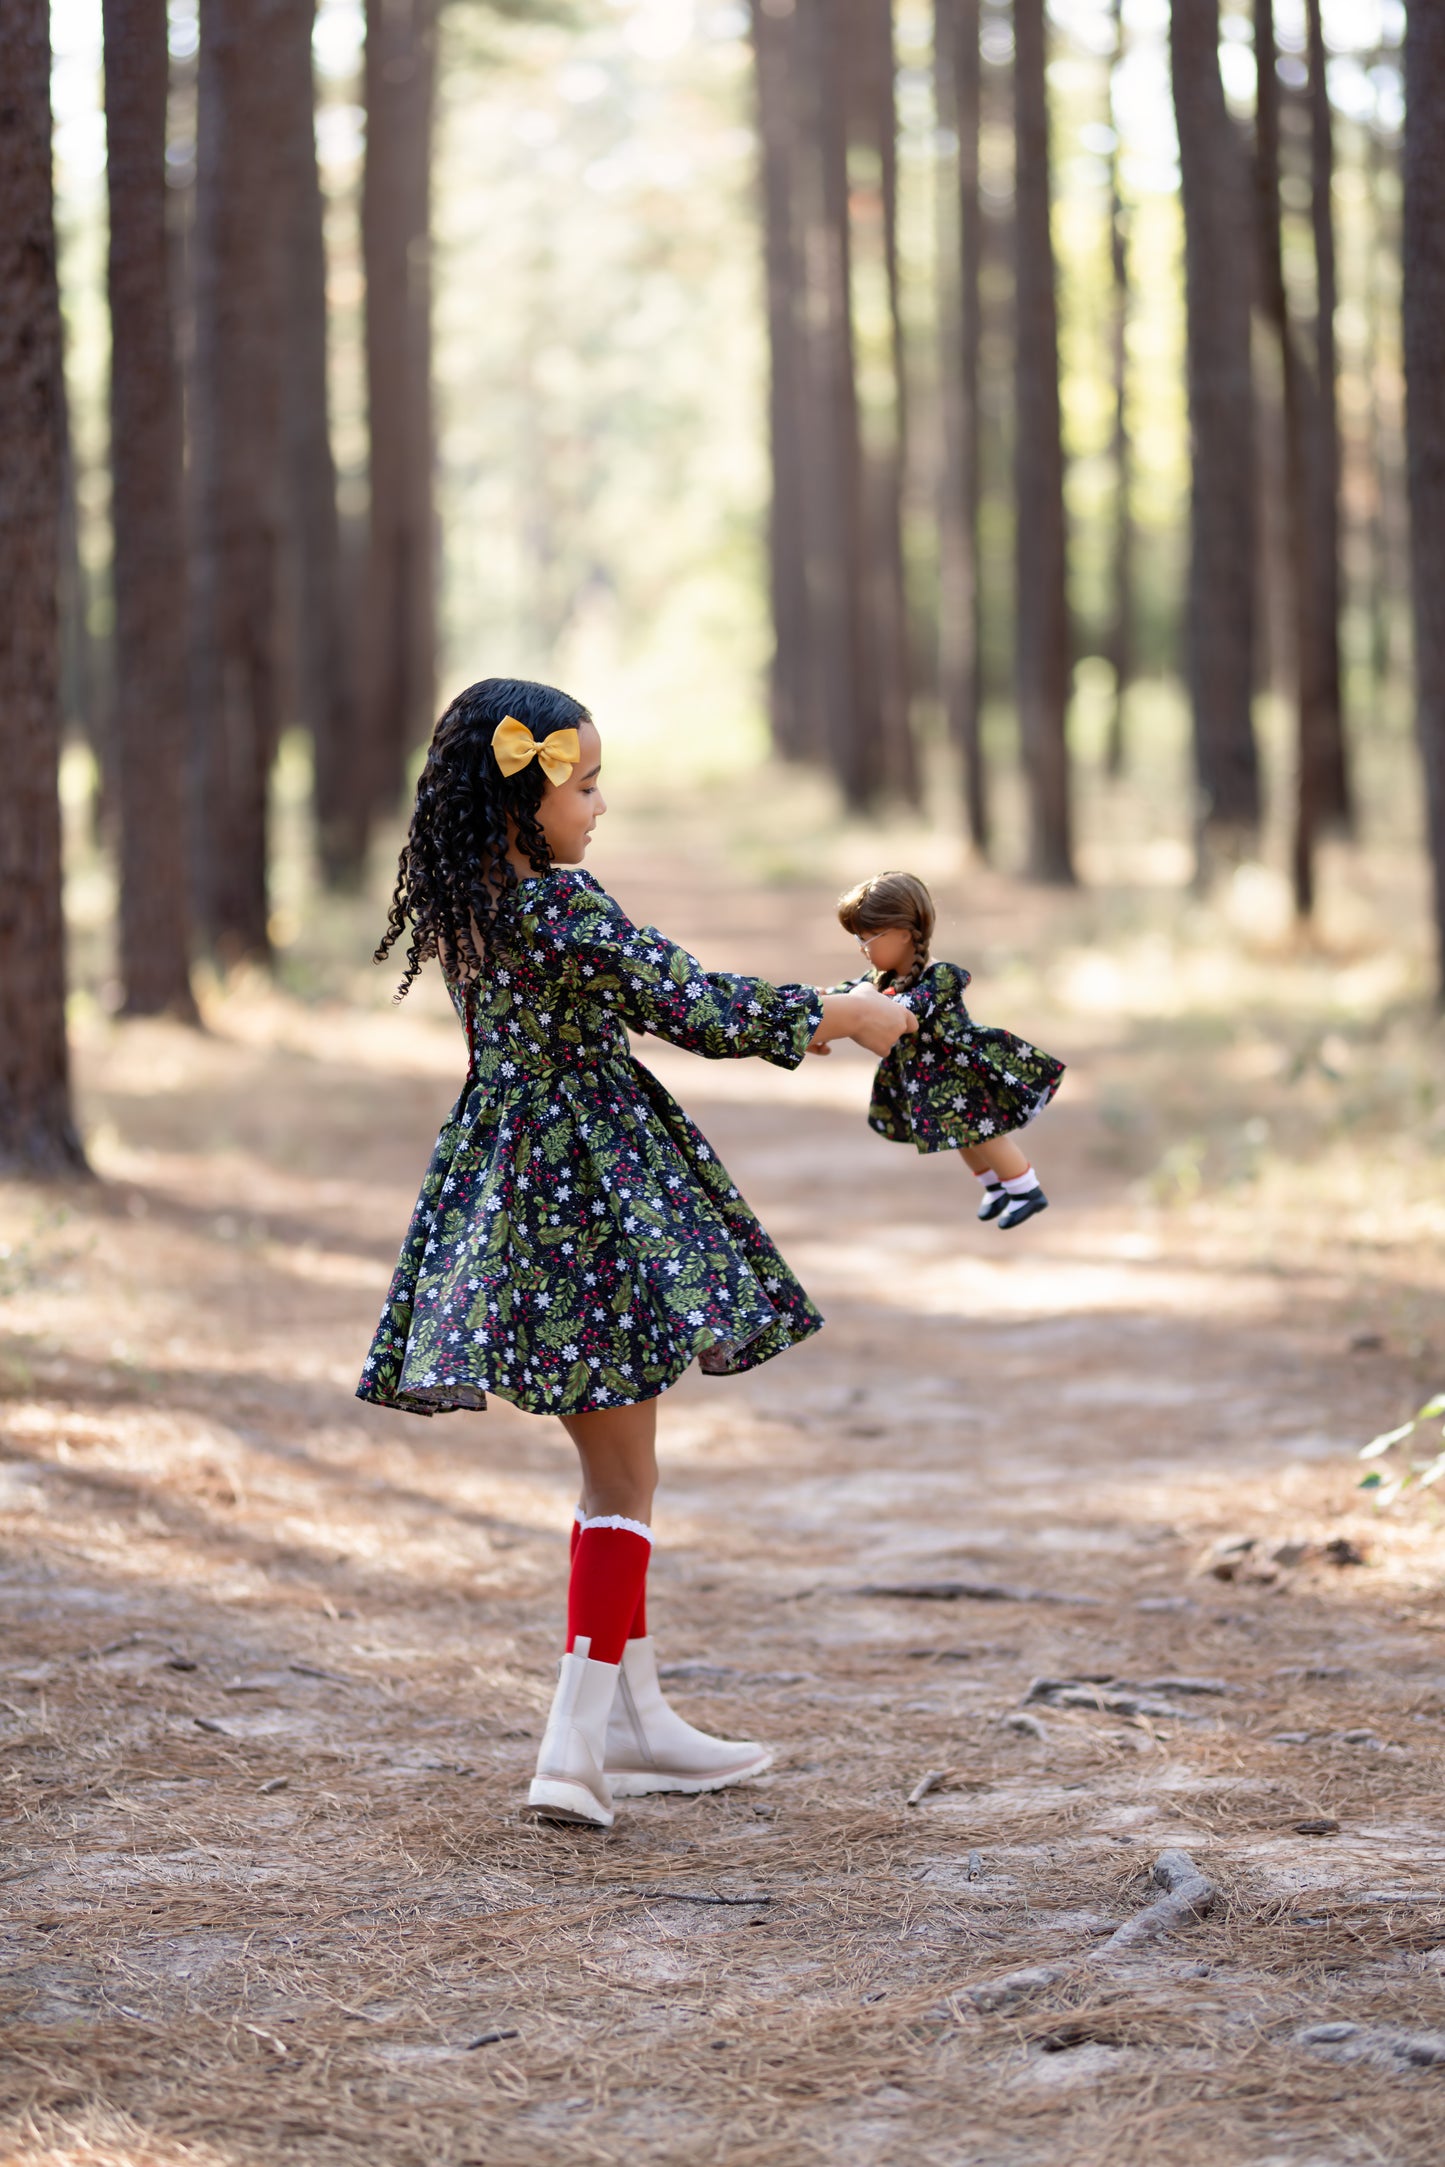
(976, 1187, 1009, 1223)
(997, 1185, 1048, 1230)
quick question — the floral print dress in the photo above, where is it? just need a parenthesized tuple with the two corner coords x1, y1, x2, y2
(840, 961, 1064, 1155)
(358, 870, 826, 1419)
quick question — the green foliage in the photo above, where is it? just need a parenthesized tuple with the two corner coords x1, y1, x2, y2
(1359, 1393, 1445, 1510)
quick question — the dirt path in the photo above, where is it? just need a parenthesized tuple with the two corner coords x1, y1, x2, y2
(3, 835, 1444, 2165)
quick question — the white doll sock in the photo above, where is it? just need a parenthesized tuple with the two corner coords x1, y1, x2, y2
(1002, 1167, 1039, 1195)
(975, 1171, 1003, 1192)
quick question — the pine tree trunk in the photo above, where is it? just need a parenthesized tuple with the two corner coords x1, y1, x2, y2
(1012, 0, 1074, 883)
(1403, 1, 1445, 1002)
(1256, 0, 1327, 917)
(1169, 0, 1260, 852)
(0, 0, 87, 1173)
(751, 0, 812, 761)
(1365, 117, 1398, 697)
(846, 0, 916, 803)
(1305, 0, 1351, 833)
(794, 0, 876, 808)
(191, 0, 288, 965)
(102, 0, 198, 1019)
(362, 0, 438, 820)
(1103, 0, 1134, 778)
(936, 0, 987, 853)
(274, 0, 365, 888)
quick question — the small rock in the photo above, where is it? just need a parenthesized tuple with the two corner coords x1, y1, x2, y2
(1000, 1712, 1047, 1741)
(1300, 2022, 1359, 2045)
(1324, 1537, 1367, 1567)
(966, 1965, 1059, 2013)
(1348, 1332, 1384, 1352)
(1293, 1818, 1340, 1836)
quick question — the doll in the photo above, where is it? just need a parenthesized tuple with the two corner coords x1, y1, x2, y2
(829, 871, 1064, 1228)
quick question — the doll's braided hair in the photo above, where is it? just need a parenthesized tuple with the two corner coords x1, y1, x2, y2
(376, 676, 591, 997)
(836, 870, 936, 993)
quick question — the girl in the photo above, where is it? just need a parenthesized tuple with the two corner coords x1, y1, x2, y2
(358, 679, 915, 1829)
(831, 870, 1064, 1228)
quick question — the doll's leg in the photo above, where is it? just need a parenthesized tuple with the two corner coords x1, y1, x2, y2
(964, 1137, 1031, 1182)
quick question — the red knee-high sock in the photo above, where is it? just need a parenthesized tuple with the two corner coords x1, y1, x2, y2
(572, 1508, 647, 1639)
(566, 1517, 653, 1664)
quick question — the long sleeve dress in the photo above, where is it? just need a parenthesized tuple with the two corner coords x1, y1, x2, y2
(357, 870, 826, 1419)
(837, 960, 1064, 1155)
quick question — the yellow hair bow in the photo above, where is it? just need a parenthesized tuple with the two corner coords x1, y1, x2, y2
(491, 715, 580, 788)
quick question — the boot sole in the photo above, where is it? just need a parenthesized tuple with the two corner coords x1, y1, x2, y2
(525, 1777, 614, 1828)
(606, 1749, 773, 1799)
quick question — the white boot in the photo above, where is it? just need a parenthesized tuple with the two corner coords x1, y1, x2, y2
(605, 1637, 773, 1797)
(526, 1636, 620, 1828)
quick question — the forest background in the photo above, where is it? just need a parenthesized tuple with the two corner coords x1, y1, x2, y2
(7, 8, 1445, 2158)
(1, 0, 1442, 1178)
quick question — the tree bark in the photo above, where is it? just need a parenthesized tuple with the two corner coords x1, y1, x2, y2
(102, 0, 198, 1018)
(362, 0, 438, 821)
(0, 0, 87, 1173)
(936, 0, 988, 853)
(273, 0, 365, 888)
(1012, 0, 1073, 882)
(792, 0, 876, 807)
(1256, 0, 1331, 917)
(1403, 1, 1445, 1002)
(191, 0, 289, 965)
(751, 0, 812, 762)
(1103, 0, 1134, 777)
(1169, 0, 1260, 852)
(1305, 0, 1351, 833)
(845, 0, 916, 803)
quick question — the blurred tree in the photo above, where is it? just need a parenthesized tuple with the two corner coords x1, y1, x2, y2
(1012, 0, 1073, 882)
(1255, 0, 1326, 917)
(845, 0, 916, 804)
(102, 0, 199, 1019)
(1169, 0, 1260, 856)
(751, 0, 813, 763)
(0, 0, 87, 1172)
(275, 0, 365, 888)
(1403, 2, 1445, 1001)
(1102, 0, 1133, 779)
(191, 0, 288, 964)
(362, 0, 438, 820)
(806, 0, 878, 806)
(1305, 0, 1350, 834)
(935, 0, 988, 853)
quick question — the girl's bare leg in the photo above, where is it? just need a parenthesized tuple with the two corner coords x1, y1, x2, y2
(562, 1399, 659, 1525)
(960, 1137, 1031, 1183)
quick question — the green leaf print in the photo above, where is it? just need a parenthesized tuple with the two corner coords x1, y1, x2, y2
(566, 1359, 592, 1402)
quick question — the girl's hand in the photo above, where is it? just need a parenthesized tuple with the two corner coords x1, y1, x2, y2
(808, 986, 919, 1059)
(848, 983, 919, 1056)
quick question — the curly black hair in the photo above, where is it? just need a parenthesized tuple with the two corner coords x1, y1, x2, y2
(376, 676, 592, 997)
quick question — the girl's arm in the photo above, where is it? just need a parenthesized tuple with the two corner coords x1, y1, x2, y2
(553, 881, 827, 1067)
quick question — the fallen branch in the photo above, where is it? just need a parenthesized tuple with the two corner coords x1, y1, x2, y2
(906, 1769, 948, 1807)
(642, 1889, 772, 1907)
(857, 1582, 1099, 1608)
(1091, 1848, 1217, 1957)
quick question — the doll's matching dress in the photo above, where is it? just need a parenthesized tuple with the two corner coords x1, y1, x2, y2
(358, 870, 825, 1419)
(844, 960, 1065, 1154)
